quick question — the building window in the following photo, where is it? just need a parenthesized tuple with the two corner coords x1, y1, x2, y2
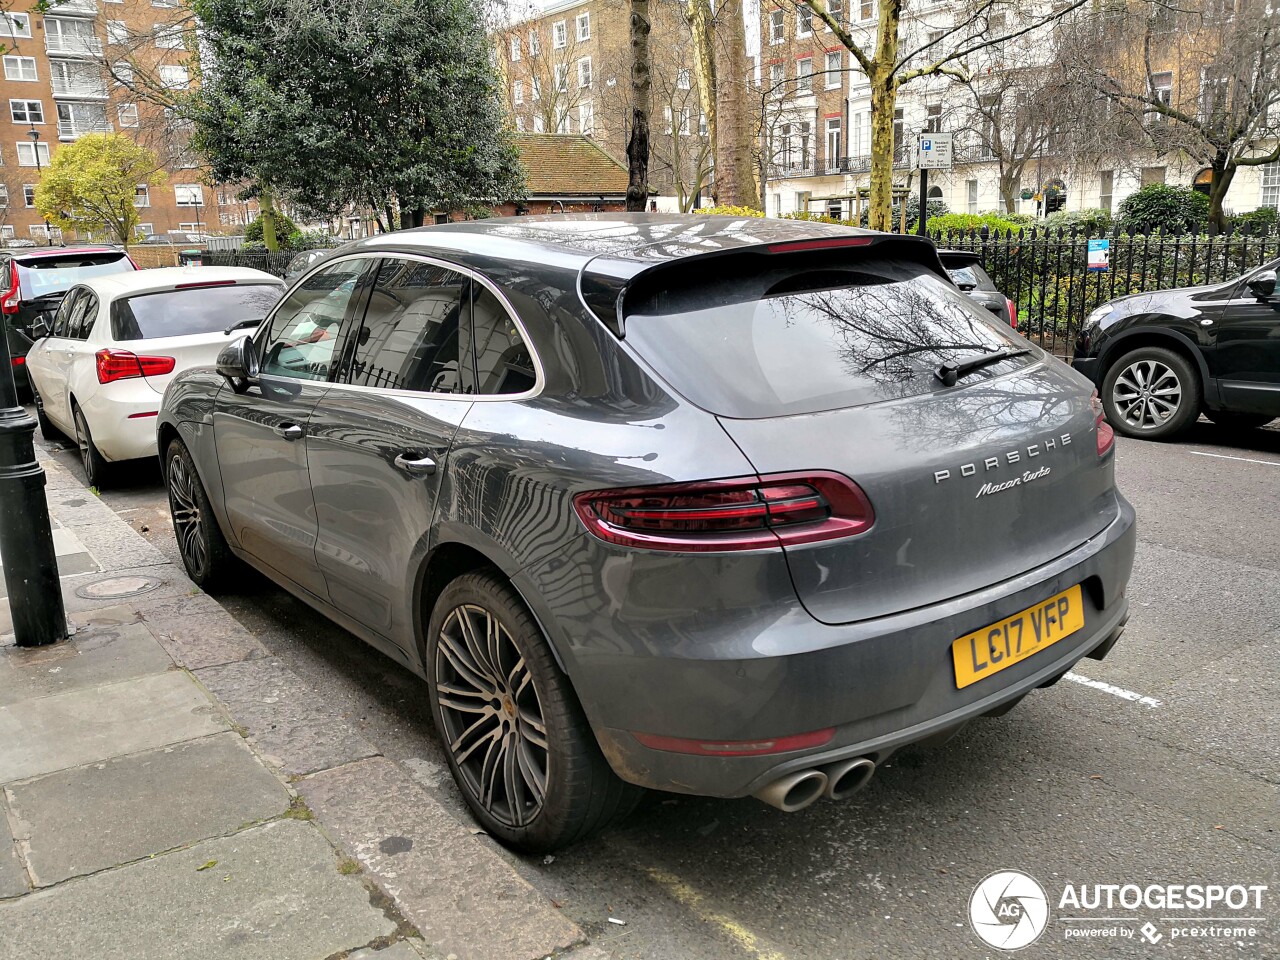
(677, 68, 691, 90)
(576, 12, 590, 41)
(114, 60, 134, 84)
(30, 225, 63, 242)
(1, 13, 31, 39)
(515, 115, 525, 132)
(927, 28, 945, 48)
(174, 183, 204, 206)
(1099, 169, 1114, 211)
(0, 226, 13, 241)
(513, 80, 524, 104)
(663, 105, 673, 135)
(158, 65, 190, 89)
(3, 56, 37, 82)
(892, 107, 904, 160)
(825, 117, 842, 170)
(797, 7, 813, 36)
(828, 0, 844, 26)
(579, 100, 593, 135)
(16, 142, 49, 167)
(770, 9, 785, 44)
(680, 108, 691, 135)
(0, 184, 7, 208)
(1140, 166, 1166, 186)
(825, 51, 841, 89)
(1261, 162, 1280, 208)
(117, 103, 139, 127)
(528, 30, 539, 56)
(989, 11, 1007, 33)
(107, 20, 128, 44)
(555, 108, 569, 134)
(533, 115, 545, 133)
(552, 20, 567, 48)
(554, 63, 568, 92)
(23, 184, 35, 207)
(134, 223, 153, 237)
(1150, 71, 1172, 120)
(768, 61, 784, 95)
(510, 35, 520, 61)
(10, 100, 43, 124)
(796, 58, 812, 94)
(925, 103, 942, 133)
(531, 76, 540, 101)
(967, 179, 979, 214)
(154, 26, 185, 50)
(859, 0, 874, 21)
(577, 56, 592, 89)
(699, 111, 708, 135)
(134, 184, 150, 207)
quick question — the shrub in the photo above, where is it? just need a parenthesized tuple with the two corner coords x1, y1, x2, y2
(1042, 208, 1114, 234)
(857, 196, 949, 231)
(244, 210, 299, 244)
(782, 211, 845, 224)
(698, 204, 765, 217)
(927, 212, 1025, 236)
(1232, 205, 1277, 234)
(1117, 184, 1209, 235)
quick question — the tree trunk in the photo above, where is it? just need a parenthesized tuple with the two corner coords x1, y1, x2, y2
(1206, 154, 1234, 236)
(260, 188, 279, 251)
(999, 167, 1019, 214)
(686, 0, 717, 204)
(715, 0, 760, 208)
(866, 0, 901, 232)
(626, 0, 652, 212)
(407, 206, 427, 228)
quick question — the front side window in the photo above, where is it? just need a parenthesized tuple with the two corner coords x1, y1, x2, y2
(68, 292, 99, 340)
(471, 285, 535, 395)
(259, 259, 368, 381)
(51, 290, 81, 338)
(341, 259, 471, 394)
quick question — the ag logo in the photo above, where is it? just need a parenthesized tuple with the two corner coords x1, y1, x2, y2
(969, 869, 1050, 950)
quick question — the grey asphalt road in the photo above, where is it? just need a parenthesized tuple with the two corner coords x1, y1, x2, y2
(34, 414, 1280, 960)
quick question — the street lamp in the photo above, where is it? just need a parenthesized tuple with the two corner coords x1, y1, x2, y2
(27, 124, 53, 246)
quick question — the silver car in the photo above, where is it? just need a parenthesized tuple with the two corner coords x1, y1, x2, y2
(159, 215, 1136, 852)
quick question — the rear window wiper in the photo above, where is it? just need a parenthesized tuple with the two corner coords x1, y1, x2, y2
(935, 348, 1031, 387)
(223, 317, 263, 335)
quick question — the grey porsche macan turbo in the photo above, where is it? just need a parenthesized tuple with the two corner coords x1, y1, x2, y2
(159, 215, 1136, 852)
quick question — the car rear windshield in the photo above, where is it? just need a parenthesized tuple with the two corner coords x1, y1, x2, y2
(624, 257, 1026, 419)
(111, 283, 284, 341)
(17, 253, 134, 300)
(945, 263, 993, 290)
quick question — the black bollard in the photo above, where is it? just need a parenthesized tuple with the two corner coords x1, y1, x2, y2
(0, 319, 66, 647)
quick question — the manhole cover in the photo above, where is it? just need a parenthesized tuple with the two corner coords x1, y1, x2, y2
(75, 576, 162, 600)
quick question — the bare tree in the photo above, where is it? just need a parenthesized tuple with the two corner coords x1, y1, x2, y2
(714, 0, 760, 207)
(498, 19, 593, 134)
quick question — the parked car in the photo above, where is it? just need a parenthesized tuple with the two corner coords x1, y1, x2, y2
(159, 215, 1135, 852)
(3, 246, 138, 399)
(284, 247, 337, 281)
(1072, 258, 1280, 439)
(937, 249, 1016, 327)
(25, 266, 284, 485)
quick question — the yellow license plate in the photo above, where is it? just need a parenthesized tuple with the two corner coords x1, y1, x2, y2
(952, 585, 1085, 689)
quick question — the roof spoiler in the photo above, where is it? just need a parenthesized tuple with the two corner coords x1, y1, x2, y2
(578, 232, 946, 337)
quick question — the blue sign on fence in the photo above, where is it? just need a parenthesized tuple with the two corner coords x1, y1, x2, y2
(1087, 239, 1110, 272)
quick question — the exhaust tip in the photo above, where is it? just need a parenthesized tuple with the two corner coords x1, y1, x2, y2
(823, 757, 875, 801)
(754, 769, 828, 813)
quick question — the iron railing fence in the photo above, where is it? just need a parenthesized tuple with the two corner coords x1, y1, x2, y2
(928, 225, 1280, 359)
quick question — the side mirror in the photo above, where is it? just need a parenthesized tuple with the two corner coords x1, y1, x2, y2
(1246, 270, 1277, 302)
(216, 335, 259, 393)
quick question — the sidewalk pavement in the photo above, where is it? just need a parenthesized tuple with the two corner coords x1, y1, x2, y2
(0, 454, 597, 960)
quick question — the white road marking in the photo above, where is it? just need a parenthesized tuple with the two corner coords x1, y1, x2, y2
(1063, 672, 1161, 708)
(1190, 451, 1280, 467)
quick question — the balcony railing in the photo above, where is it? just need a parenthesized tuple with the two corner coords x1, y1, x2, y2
(46, 34, 103, 57)
(51, 76, 109, 99)
(58, 117, 112, 139)
(50, 0, 98, 15)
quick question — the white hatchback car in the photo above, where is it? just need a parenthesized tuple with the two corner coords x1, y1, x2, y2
(25, 266, 285, 485)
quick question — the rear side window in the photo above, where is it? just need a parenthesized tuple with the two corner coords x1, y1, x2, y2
(341, 259, 472, 394)
(624, 257, 1023, 419)
(17, 253, 133, 301)
(471, 285, 536, 395)
(111, 284, 284, 341)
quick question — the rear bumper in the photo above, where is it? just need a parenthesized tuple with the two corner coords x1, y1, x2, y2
(536, 495, 1136, 798)
(82, 387, 163, 462)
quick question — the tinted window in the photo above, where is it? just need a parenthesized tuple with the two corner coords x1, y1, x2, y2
(17, 253, 133, 300)
(111, 284, 283, 342)
(68, 292, 98, 340)
(51, 289, 80, 338)
(259, 258, 367, 381)
(471, 285, 536, 395)
(342, 259, 471, 394)
(625, 258, 1024, 419)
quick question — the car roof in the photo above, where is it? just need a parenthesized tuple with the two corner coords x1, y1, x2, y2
(75, 266, 283, 298)
(935, 249, 983, 266)
(11, 245, 125, 261)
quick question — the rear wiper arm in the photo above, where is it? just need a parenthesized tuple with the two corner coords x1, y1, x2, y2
(935, 348, 1031, 388)
(223, 317, 262, 335)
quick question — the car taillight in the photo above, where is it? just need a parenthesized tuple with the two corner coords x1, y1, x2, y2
(1091, 390, 1114, 456)
(1, 262, 19, 315)
(572, 472, 874, 552)
(1006, 297, 1017, 329)
(11, 355, 24, 366)
(95, 349, 175, 384)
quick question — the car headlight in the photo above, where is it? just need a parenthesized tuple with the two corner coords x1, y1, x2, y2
(1082, 305, 1113, 332)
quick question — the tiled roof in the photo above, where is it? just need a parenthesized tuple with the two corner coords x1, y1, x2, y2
(514, 134, 629, 198)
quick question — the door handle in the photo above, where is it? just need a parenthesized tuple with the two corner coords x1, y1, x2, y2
(393, 453, 437, 477)
(273, 422, 304, 441)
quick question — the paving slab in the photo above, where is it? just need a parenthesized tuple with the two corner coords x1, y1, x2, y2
(0, 818, 396, 960)
(62, 519, 170, 572)
(0, 619, 173, 707)
(0, 671, 226, 783)
(299, 757, 582, 960)
(195, 658, 377, 776)
(0, 808, 26, 899)
(350, 942, 427, 960)
(6, 732, 290, 886)
(137, 592, 269, 670)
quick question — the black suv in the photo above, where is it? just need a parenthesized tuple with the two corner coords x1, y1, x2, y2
(937, 249, 1015, 327)
(2, 246, 137, 397)
(1072, 259, 1279, 440)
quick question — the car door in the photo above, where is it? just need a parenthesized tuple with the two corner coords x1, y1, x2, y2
(306, 257, 476, 648)
(212, 257, 374, 598)
(27, 287, 83, 429)
(1206, 266, 1280, 415)
(63, 288, 101, 414)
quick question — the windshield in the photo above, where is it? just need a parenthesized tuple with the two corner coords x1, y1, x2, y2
(17, 253, 134, 300)
(111, 283, 284, 341)
(625, 257, 1026, 419)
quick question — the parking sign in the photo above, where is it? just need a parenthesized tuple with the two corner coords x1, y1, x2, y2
(918, 132, 953, 170)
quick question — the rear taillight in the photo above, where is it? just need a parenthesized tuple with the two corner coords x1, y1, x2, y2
(572, 472, 874, 552)
(11, 355, 24, 366)
(1, 262, 19, 315)
(1091, 390, 1114, 456)
(1006, 297, 1017, 329)
(95, 349, 175, 384)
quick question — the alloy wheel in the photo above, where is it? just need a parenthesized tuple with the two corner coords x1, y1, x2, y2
(168, 453, 208, 577)
(1111, 359, 1182, 432)
(434, 603, 549, 828)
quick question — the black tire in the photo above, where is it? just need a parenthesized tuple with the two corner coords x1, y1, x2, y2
(1204, 410, 1275, 431)
(72, 403, 113, 488)
(426, 571, 642, 853)
(165, 438, 236, 591)
(31, 385, 65, 442)
(1102, 346, 1201, 441)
